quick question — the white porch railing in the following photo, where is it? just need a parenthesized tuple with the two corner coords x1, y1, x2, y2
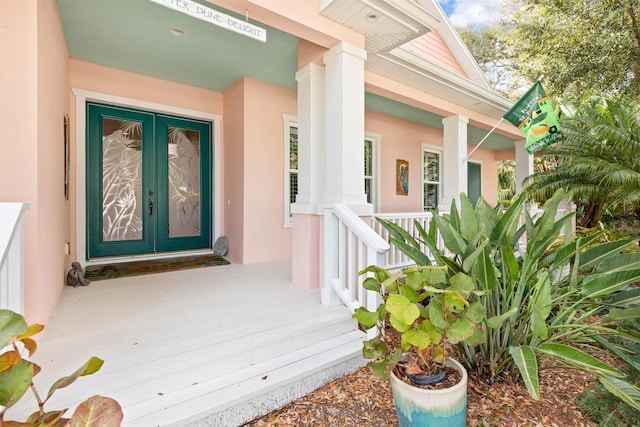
(373, 204, 576, 270)
(322, 204, 389, 319)
(371, 212, 441, 270)
(0, 203, 29, 315)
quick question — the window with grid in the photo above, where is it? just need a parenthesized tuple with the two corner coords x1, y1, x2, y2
(284, 122, 298, 227)
(284, 116, 379, 225)
(423, 148, 441, 211)
(364, 138, 373, 205)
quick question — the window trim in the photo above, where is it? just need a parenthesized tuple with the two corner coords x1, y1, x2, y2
(283, 115, 381, 225)
(467, 159, 483, 206)
(283, 114, 297, 228)
(421, 143, 443, 211)
(364, 131, 382, 212)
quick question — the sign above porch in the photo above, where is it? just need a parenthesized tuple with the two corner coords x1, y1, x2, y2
(150, 0, 267, 43)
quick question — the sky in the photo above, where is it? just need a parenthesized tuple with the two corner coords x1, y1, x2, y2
(437, 0, 501, 27)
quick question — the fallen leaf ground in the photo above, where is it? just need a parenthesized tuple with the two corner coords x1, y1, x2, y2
(243, 364, 597, 427)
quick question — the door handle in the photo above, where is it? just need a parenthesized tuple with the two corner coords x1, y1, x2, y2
(148, 198, 154, 216)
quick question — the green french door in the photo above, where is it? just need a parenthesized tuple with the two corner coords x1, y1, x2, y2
(86, 103, 211, 258)
(467, 162, 481, 207)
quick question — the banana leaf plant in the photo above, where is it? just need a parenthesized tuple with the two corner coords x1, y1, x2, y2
(377, 189, 640, 410)
(0, 309, 123, 426)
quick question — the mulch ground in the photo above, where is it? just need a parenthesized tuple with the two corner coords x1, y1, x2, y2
(243, 363, 597, 427)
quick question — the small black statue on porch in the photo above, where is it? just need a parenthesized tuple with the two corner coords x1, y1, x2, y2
(66, 262, 90, 287)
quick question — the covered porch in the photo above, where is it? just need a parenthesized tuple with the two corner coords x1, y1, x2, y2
(1, 198, 576, 425)
(6, 258, 365, 426)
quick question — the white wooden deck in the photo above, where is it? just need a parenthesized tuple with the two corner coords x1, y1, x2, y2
(9, 260, 366, 426)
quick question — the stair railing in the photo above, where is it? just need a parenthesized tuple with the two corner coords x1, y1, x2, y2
(0, 203, 29, 314)
(322, 204, 389, 333)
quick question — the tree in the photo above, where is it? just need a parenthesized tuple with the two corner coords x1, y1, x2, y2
(457, 25, 525, 99)
(500, 0, 640, 102)
(523, 98, 640, 228)
(497, 160, 516, 203)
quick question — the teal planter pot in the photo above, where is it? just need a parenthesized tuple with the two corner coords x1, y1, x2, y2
(390, 358, 467, 427)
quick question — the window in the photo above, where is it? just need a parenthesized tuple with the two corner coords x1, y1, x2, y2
(422, 147, 442, 211)
(364, 132, 381, 212)
(283, 114, 298, 228)
(283, 115, 380, 225)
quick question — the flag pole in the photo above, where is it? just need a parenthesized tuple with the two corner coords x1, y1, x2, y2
(463, 117, 504, 163)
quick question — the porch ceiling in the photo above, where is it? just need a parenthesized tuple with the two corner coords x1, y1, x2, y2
(57, 0, 514, 150)
(365, 93, 516, 151)
(57, 0, 300, 92)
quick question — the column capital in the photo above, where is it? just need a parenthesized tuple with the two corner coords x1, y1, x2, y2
(323, 41, 367, 64)
(295, 62, 325, 82)
(514, 139, 527, 149)
(442, 115, 469, 126)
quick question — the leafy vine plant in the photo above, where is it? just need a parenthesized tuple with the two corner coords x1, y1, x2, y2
(0, 309, 123, 426)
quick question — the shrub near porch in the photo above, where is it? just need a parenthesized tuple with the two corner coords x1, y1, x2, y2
(377, 190, 640, 410)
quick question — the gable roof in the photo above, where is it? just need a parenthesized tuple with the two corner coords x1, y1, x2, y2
(416, 0, 490, 87)
(409, 30, 469, 79)
(321, 0, 509, 118)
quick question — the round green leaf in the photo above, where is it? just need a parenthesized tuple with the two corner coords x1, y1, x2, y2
(386, 294, 420, 326)
(0, 361, 33, 408)
(353, 307, 379, 329)
(447, 318, 474, 343)
(0, 310, 28, 349)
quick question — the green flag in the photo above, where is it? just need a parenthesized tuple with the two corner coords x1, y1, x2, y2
(503, 81, 563, 154)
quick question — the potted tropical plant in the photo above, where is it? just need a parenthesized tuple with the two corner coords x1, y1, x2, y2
(353, 263, 486, 427)
(0, 309, 123, 426)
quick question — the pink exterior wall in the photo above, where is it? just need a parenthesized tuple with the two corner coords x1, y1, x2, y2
(365, 110, 442, 213)
(468, 147, 499, 207)
(291, 215, 321, 290)
(410, 30, 468, 78)
(223, 80, 245, 263)
(298, 40, 327, 68)
(70, 61, 224, 114)
(0, 0, 70, 324)
(238, 78, 297, 264)
(365, 110, 499, 212)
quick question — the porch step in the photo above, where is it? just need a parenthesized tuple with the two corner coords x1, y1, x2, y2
(16, 306, 367, 426)
(128, 329, 366, 426)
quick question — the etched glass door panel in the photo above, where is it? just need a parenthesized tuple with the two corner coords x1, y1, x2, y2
(167, 126, 201, 238)
(87, 104, 155, 258)
(101, 117, 144, 242)
(87, 104, 211, 259)
(156, 115, 210, 252)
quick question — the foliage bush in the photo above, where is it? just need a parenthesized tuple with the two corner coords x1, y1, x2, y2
(378, 190, 640, 408)
(576, 317, 640, 426)
(353, 265, 486, 381)
(0, 309, 123, 426)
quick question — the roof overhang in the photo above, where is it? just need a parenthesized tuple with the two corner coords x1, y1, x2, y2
(371, 45, 513, 118)
(319, 0, 441, 54)
(320, 0, 513, 120)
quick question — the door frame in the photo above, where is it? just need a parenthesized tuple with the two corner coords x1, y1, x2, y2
(73, 89, 222, 266)
(467, 160, 482, 207)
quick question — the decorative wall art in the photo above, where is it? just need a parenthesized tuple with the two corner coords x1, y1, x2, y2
(396, 159, 409, 196)
(64, 114, 70, 200)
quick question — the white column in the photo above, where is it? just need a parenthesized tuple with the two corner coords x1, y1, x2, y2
(290, 63, 327, 291)
(440, 115, 468, 210)
(292, 63, 326, 214)
(322, 41, 371, 215)
(515, 139, 534, 194)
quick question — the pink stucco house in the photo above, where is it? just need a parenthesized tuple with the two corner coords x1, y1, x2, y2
(0, 0, 535, 424)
